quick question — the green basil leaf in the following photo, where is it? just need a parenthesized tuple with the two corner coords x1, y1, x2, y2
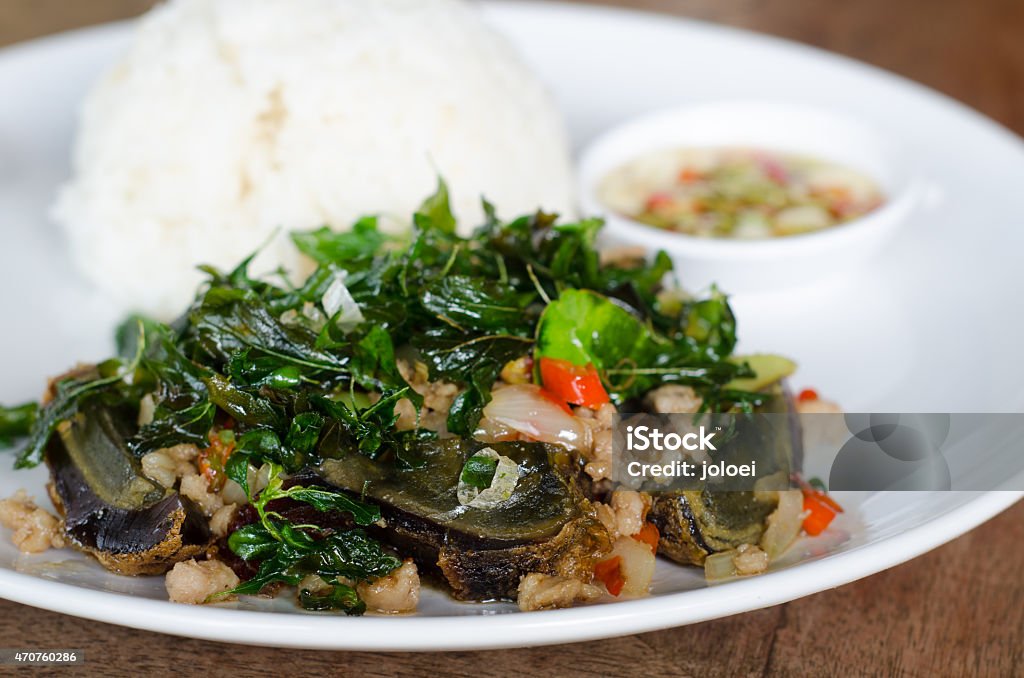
(299, 582, 365, 615)
(683, 288, 739, 361)
(286, 487, 381, 526)
(310, 530, 401, 582)
(226, 543, 308, 595)
(311, 389, 408, 460)
(228, 523, 278, 561)
(279, 522, 317, 551)
(535, 289, 755, 404)
(191, 286, 349, 376)
(414, 333, 532, 435)
(0, 402, 38, 447)
(291, 217, 390, 266)
(416, 178, 456, 235)
(265, 366, 302, 390)
(236, 428, 283, 458)
(224, 451, 251, 498)
(420, 275, 537, 335)
(460, 454, 498, 490)
(204, 373, 282, 428)
(284, 412, 324, 459)
(235, 429, 301, 471)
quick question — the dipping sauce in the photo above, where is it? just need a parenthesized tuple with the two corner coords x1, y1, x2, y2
(598, 148, 885, 238)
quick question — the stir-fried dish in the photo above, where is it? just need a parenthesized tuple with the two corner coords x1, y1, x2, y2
(0, 182, 840, 614)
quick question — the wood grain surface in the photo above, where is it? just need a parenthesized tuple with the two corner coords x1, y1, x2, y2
(1, 1, 1022, 676)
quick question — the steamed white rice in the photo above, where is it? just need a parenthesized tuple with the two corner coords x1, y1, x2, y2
(55, 0, 575, 318)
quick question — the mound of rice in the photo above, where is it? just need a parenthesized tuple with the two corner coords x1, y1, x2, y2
(55, 0, 574, 318)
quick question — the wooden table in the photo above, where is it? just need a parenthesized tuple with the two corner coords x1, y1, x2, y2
(1, 1, 1021, 675)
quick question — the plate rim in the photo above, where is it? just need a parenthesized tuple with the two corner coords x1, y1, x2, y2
(0, 491, 1017, 650)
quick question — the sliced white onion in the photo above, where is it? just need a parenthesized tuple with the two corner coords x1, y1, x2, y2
(473, 416, 519, 443)
(759, 489, 804, 559)
(704, 549, 739, 581)
(705, 544, 771, 581)
(136, 393, 156, 426)
(322, 273, 365, 332)
(482, 384, 590, 451)
(752, 471, 788, 503)
(220, 479, 247, 505)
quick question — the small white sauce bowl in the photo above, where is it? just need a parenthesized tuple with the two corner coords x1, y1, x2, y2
(578, 101, 922, 294)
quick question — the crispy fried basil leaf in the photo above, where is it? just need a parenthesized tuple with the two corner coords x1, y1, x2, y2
(224, 449, 251, 497)
(414, 332, 533, 434)
(346, 326, 418, 404)
(299, 583, 365, 615)
(129, 322, 216, 456)
(682, 289, 739, 361)
(227, 349, 302, 390)
(204, 374, 282, 428)
(227, 540, 308, 595)
(227, 526, 399, 600)
(234, 428, 305, 472)
(416, 178, 457, 235)
(0, 403, 37, 447)
(284, 412, 324, 459)
(420, 275, 537, 335)
(191, 287, 349, 375)
(311, 390, 408, 460)
(291, 217, 390, 266)
(228, 523, 279, 561)
(460, 453, 498, 489)
(286, 487, 380, 526)
(235, 427, 282, 457)
(307, 530, 401, 582)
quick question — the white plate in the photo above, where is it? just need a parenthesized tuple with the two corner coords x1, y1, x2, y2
(0, 1, 1021, 651)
